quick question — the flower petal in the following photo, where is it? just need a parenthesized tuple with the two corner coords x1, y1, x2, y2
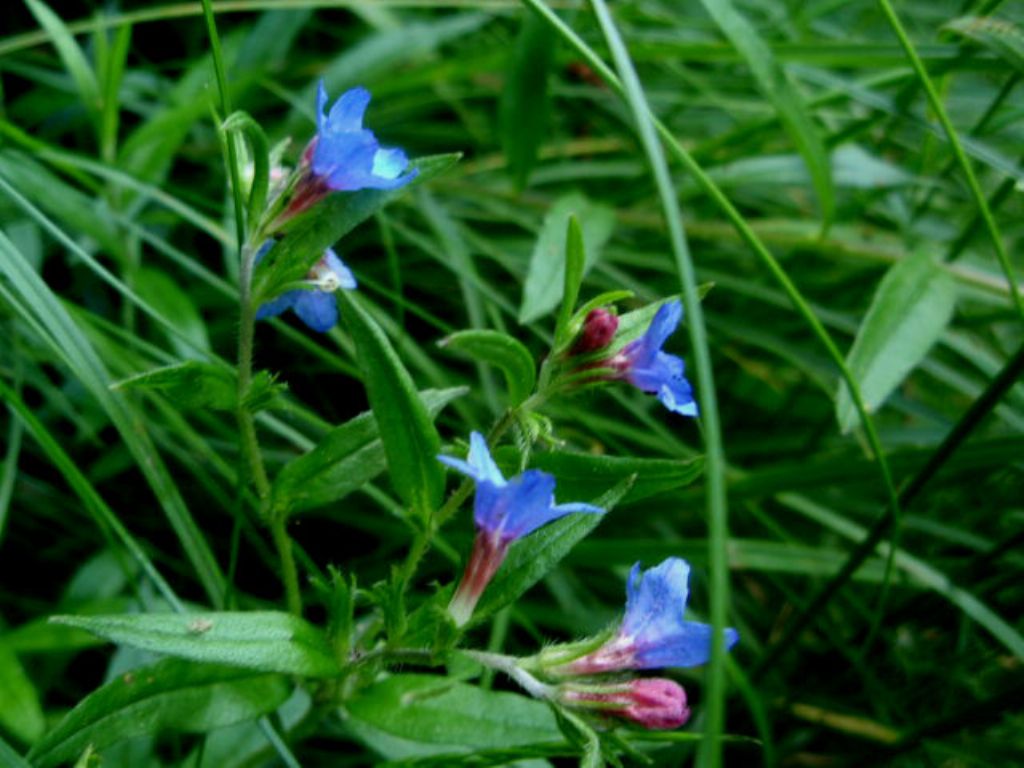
(467, 431, 505, 486)
(292, 290, 338, 333)
(322, 248, 358, 290)
(622, 558, 690, 639)
(633, 621, 739, 669)
(372, 147, 409, 180)
(256, 290, 298, 320)
(326, 86, 371, 133)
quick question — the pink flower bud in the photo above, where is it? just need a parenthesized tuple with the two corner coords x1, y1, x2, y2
(563, 678, 690, 730)
(571, 309, 620, 355)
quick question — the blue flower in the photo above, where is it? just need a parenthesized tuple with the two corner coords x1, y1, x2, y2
(310, 81, 417, 192)
(561, 558, 738, 673)
(255, 244, 356, 333)
(439, 432, 602, 541)
(438, 432, 603, 625)
(615, 300, 697, 417)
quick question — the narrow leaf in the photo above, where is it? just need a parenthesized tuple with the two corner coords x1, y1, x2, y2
(24, 0, 101, 118)
(0, 644, 45, 745)
(554, 215, 586, 348)
(697, 0, 834, 225)
(338, 292, 445, 519)
(28, 658, 290, 768)
(501, 11, 557, 188)
(836, 251, 957, 432)
(50, 612, 341, 677)
(342, 674, 560, 759)
(438, 331, 536, 406)
(519, 193, 615, 324)
(531, 452, 704, 504)
(111, 361, 237, 411)
(945, 16, 1024, 74)
(271, 388, 467, 515)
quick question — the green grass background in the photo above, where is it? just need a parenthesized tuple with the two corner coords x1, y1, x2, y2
(0, 0, 1022, 765)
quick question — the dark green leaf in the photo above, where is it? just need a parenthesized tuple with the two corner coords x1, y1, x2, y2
(471, 476, 634, 623)
(697, 0, 834, 225)
(438, 331, 536, 406)
(519, 193, 615, 324)
(24, 0, 101, 118)
(0, 644, 44, 745)
(945, 16, 1024, 74)
(531, 452, 704, 504)
(836, 251, 957, 432)
(133, 268, 211, 358)
(0, 735, 32, 768)
(111, 361, 236, 411)
(501, 11, 557, 188)
(253, 154, 460, 304)
(28, 658, 290, 768)
(342, 674, 561, 759)
(271, 388, 467, 515)
(554, 215, 587, 349)
(50, 612, 341, 677)
(338, 292, 445, 519)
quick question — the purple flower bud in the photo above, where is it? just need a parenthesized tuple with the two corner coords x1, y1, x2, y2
(438, 432, 603, 626)
(571, 309, 620, 355)
(609, 300, 698, 417)
(562, 678, 690, 730)
(559, 558, 738, 674)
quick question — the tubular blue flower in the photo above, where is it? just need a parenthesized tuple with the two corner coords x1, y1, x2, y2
(558, 558, 738, 674)
(610, 300, 698, 417)
(272, 82, 417, 228)
(310, 82, 416, 192)
(255, 244, 356, 333)
(438, 432, 603, 626)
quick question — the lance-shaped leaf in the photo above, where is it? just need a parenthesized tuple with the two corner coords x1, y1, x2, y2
(271, 388, 467, 516)
(50, 612, 340, 678)
(28, 658, 290, 768)
(438, 331, 536, 406)
(836, 251, 957, 433)
(338, 292, 445, 519)
(342, 674, 561, 759)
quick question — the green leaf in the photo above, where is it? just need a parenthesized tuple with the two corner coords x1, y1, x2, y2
(271, 387, 467, 516)
(696, 0, 834, 226)
(519, 193, 615, 324)
(471, 476, 634, 623)
(836, 251, 957, 433)
(0, 644, 45, 745)
(0, 735, 32, 768)
(531, 452, 704, 505)
(133, 268, 211, 358)
(501, 11, 557, 188)
(554, 215, 586, 349)
(28, 658, 290, 768)
(945, 16, 1024, 74)
(50, 612, 341, 678)
(338, 292, 445, 519)
(342, 674, 561, 759)
(253, 153, 460, 304)
(438, 331, 536, 406)
(24, 0, 101, 119)
(111, 361, 236, 411)
(222, 111, 270, 238)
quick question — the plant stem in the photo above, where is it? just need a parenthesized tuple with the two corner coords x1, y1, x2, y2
(270, 514, 301, 616)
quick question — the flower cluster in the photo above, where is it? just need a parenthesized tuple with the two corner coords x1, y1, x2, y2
(535, 557, 738, 729)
